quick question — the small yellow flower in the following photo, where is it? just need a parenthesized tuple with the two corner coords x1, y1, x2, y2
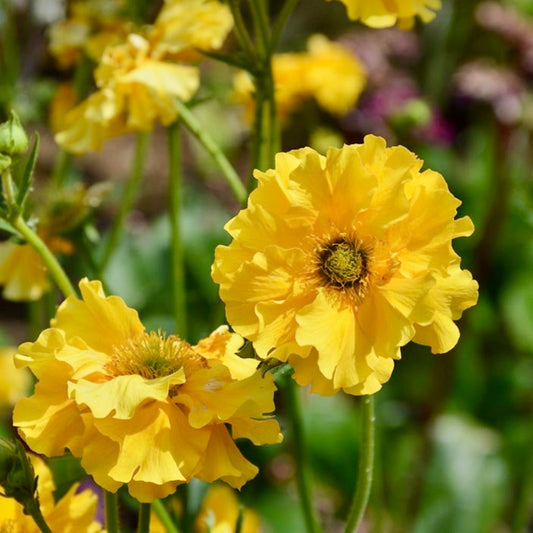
(0, 242, 50, 301)
(151, 0, 234, 61)
(55, 0, 232, 153)
(48, 0, 131, 67)
(212, 135, 478, 396)
(13, 279, 281, 503)
(0, 348, 31, 408)
(56, 33, 200, 153)
(326, 0, 441, 28)
(0, 455, 103, 533)
(233, 35, 366, 124)
(195, 484, 262, 533)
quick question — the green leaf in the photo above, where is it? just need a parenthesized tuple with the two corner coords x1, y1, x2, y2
(0, 216, 16, 235)
(198, 48, 257, 72)
(15, 131, 39, 208)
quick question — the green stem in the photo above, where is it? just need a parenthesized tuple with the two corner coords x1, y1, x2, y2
(137, 502, 152, 533)
(343, 396, 375, 533)
(248, 0, 269, 57)
(104, 490, 120, 533)
(153, 499, 180, 533)
(99, 131, 150, 272)
(27, 500, 53, 533)
(227, 0, 256, 61)
(12, 215, 76, 298)
(51, 149, 71, 187)
(174, 99, 246, 205)
(286, 379, 321, 533)
(269, 0, 300, 53)
(167, 121, 186, 337)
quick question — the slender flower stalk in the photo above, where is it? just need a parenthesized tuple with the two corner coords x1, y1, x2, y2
(26, 499, 53, 533)
(153, 499, 180, 533)
(173, 99, 246, 205)
(227, 0, 256, 60)
(344, 396, 375, 533)
(167, 121, 186, 337)
(99, 131, 150, 272)
(104, 490, 120, 533)
(269, 0, 300, 53)
(286, 379, 322, 533)
(137, 503, 152, 533)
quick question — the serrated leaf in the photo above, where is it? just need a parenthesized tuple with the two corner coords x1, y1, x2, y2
(15, 132, 39, 208)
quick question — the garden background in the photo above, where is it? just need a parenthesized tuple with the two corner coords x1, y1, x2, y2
(1, 0, 533, 531)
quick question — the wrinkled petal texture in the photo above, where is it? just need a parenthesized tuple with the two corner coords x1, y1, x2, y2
(325, 0, 442, 28)
(212, 135, 478, 395)
(13, 278, 281, 501)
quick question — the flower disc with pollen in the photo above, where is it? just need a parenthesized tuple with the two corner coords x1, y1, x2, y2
(13, 279, 281, 503)
(212, 135, 478, 396)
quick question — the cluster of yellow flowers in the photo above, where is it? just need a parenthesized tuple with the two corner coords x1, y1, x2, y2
(54, 0, 233, 153)
(0, 0, 482, 530)
(234, 34, 366, 123)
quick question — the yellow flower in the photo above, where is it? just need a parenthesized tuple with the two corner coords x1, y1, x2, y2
(13, 279, 281, 503)
(48, 0, 131, 67)
(55, 0, 233, 154)
(0, 348, 31, 408)
(212, 135, 478, 396)
(151, 0, 233, 61)
(326, 0, 441, 28)
(233, 35, 366, 124)
(0, 242, 50, 301)
(56, 33, 200, 153)
(0, 455, 103, 533)
(195, 484, 261, 533)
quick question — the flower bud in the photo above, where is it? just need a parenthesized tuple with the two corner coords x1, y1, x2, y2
(0, 438, 38, 508)
(0, 111, 29, 156)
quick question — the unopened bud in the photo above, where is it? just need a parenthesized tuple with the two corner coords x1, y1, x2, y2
(0, 111, 29, 156)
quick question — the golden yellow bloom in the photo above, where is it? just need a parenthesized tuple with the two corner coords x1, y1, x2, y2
(195, 484, 261, 533)
(55, 0, 232, 153)
(212, 135, 478, 395)
(56, 33, 200, 153)
(151, 0, 233, 61)
(0, 455, 103, 533)
(13, 279, 281, 503)
(233, 35, 366, 124)
(0, 348, 31, 408)
(326, 0, 441, 28)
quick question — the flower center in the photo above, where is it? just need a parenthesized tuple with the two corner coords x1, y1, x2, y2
(318, 239, 368, 289)
(106, 331, 197, 379)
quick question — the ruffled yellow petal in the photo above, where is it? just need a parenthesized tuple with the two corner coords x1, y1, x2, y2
(194, 425, 259, 489)
(214, 135, 478, 395)
(71, 371, 185, 419)
(52, 278, 144, 354)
